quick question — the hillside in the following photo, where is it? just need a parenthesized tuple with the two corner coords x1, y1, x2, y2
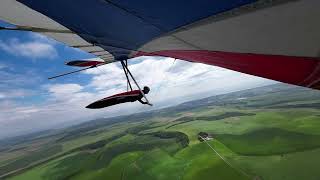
(1, 83, 320, 180)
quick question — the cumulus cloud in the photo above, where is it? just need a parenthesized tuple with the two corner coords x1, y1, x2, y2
(30, 33, 58, 45)
(0, 34, 58, 59)
(84, 57, 276, 105)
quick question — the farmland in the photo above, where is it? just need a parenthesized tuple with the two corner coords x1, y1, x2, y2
(1, 84, 320, 180)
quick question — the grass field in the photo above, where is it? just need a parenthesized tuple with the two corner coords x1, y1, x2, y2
(2, 84, 320, 180)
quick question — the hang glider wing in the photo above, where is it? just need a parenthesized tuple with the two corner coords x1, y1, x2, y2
(48, 59, 107, 80)
(0, 0, 319, 89)
(65, 60, 106, 67)
(86, 90, 141, 109)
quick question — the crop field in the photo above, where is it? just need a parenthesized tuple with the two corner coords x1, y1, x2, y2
(1, 84, 320, 180)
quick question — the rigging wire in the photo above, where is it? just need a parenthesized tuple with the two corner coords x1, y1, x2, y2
(125, 60, 130, 91)
(199, 136, 251, 179)
(122, 60, 152, 106)
(152, 58, 177, 98)
(121, 60, 133, 91)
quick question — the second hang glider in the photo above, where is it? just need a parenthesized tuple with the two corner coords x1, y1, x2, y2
(0, 0, 320, 108)
(50, 59, 153, 108)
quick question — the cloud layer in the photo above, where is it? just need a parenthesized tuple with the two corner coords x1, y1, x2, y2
(0, 56, 276, 139)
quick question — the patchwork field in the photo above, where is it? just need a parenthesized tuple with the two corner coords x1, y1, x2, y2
(1, 84, 320, 180)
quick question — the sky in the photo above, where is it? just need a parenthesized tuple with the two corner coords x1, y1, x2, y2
(0, 21, 276, 139)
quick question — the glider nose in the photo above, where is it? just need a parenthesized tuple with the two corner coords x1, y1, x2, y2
(86, 99, 108, 109)
(86, 102, 99, 109)
(85, 104, 94, 109)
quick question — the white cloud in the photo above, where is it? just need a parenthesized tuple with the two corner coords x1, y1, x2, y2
(45, 83, 97, 105)
(30, 33, 58, 45)
(0, 34, 58, 59)
(48, 83, 83, 95)
(0, 89, 34, 99)
(0, 83, 105, 139)
(84, 57, 276, 105)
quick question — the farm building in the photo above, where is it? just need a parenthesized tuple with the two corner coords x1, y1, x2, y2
(198, 132, 213, 142)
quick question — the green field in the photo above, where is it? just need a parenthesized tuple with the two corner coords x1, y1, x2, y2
(1, 84, 320, 180)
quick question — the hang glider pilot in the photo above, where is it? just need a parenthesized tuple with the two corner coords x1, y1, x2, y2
(124, 86, 150, 104)
(86, 86, 150, 109)
(135, 86, 150, 104)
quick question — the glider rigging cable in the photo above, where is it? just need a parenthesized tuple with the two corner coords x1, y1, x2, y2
(199, 136, 251, 178)
(152, 58, 177, 98)
(121, 60, 133, 91)
(121, 60, 152, 106)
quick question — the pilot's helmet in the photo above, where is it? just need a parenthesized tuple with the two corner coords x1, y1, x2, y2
(143, 86, 150, 94)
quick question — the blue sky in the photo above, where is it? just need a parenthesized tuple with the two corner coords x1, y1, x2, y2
(0, 20, 276, 139)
